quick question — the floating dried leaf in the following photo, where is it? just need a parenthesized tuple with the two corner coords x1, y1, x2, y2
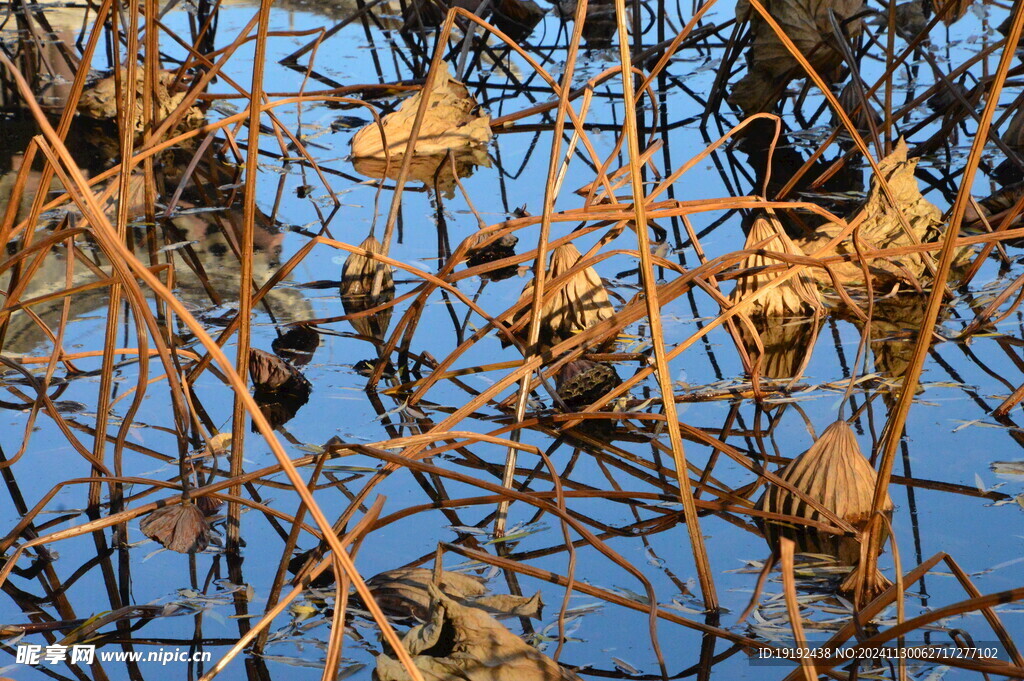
(341, 235, 395, 340)
(374, 584, 577, 681)
(352, 147, 490, 199)
(351, 65, 492, 161)
(364, 568, 544, 622)
(139, 504, 210, 554)
(795, 139, 956, 289)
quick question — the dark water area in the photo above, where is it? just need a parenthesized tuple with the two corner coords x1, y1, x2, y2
(1, 0, 1023, 679)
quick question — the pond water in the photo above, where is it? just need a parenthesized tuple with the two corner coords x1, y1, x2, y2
(1, 0, 1023, 679)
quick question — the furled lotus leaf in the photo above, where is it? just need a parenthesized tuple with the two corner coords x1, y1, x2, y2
(729, 214, 822, 318)
(514, 242, 615, 351)
(341, 235, 395, 340)
(756, 420, 893, 592)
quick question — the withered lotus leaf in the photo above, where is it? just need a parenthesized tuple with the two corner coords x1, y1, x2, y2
(729, 0, 864, 114)
(367, 568, 543, 622)
(139, 504, 210, 554)
(515, 242, 614, 350)
(374, 584, 577, 681)
(795, 138, 957, 289)
(341, 235, 395, 340)
(756, 420, 893, 585)
(351, 65, 492, 161)
(729, 214, 822, 318)
(78, 70, 204, 134)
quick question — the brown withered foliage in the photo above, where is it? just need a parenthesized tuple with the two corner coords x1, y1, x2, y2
(729, 214, 823, 318)
(341, 235, 395, 340)
(374, 584, 577, 681)
(756, 420, 893, 591)
(78, 70, 204, 134)
(139, 504, 211, 554)
(729, 0, 864, 113)
(351, 66, 492, 161)
(366, 568, 543, 622)
(249, 348, 301, 391)
(795, 139, 956, 289)
(513, 242, 615, 351)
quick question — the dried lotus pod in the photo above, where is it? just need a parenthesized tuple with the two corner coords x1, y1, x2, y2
(249, 348, 300, 391)
(272, 326, 320, 366)
(341, 235, 395, 340)
(555, 359, 621, 409)
(515, 242, 615, 350)
(756, 420, 893, 591)
(139, 503, 211, 553)
(729, 215, 822, 318)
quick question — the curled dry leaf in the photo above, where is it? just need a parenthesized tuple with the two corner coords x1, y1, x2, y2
(139, 504, 211, 553)
(729, 0, 864, 114)
(341, 235, 395, 340)
(374, 584, 577, 681)
(366, 567, 543, 622)
(795, 138, 956, 289)
(514, 242, 615, 351)
(78, 70, 204, 134)
(756, 420, 893, 591)
(249, 348, 301, 391)
(729, 214, 823, 318)
(351, 65, 492, 161)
